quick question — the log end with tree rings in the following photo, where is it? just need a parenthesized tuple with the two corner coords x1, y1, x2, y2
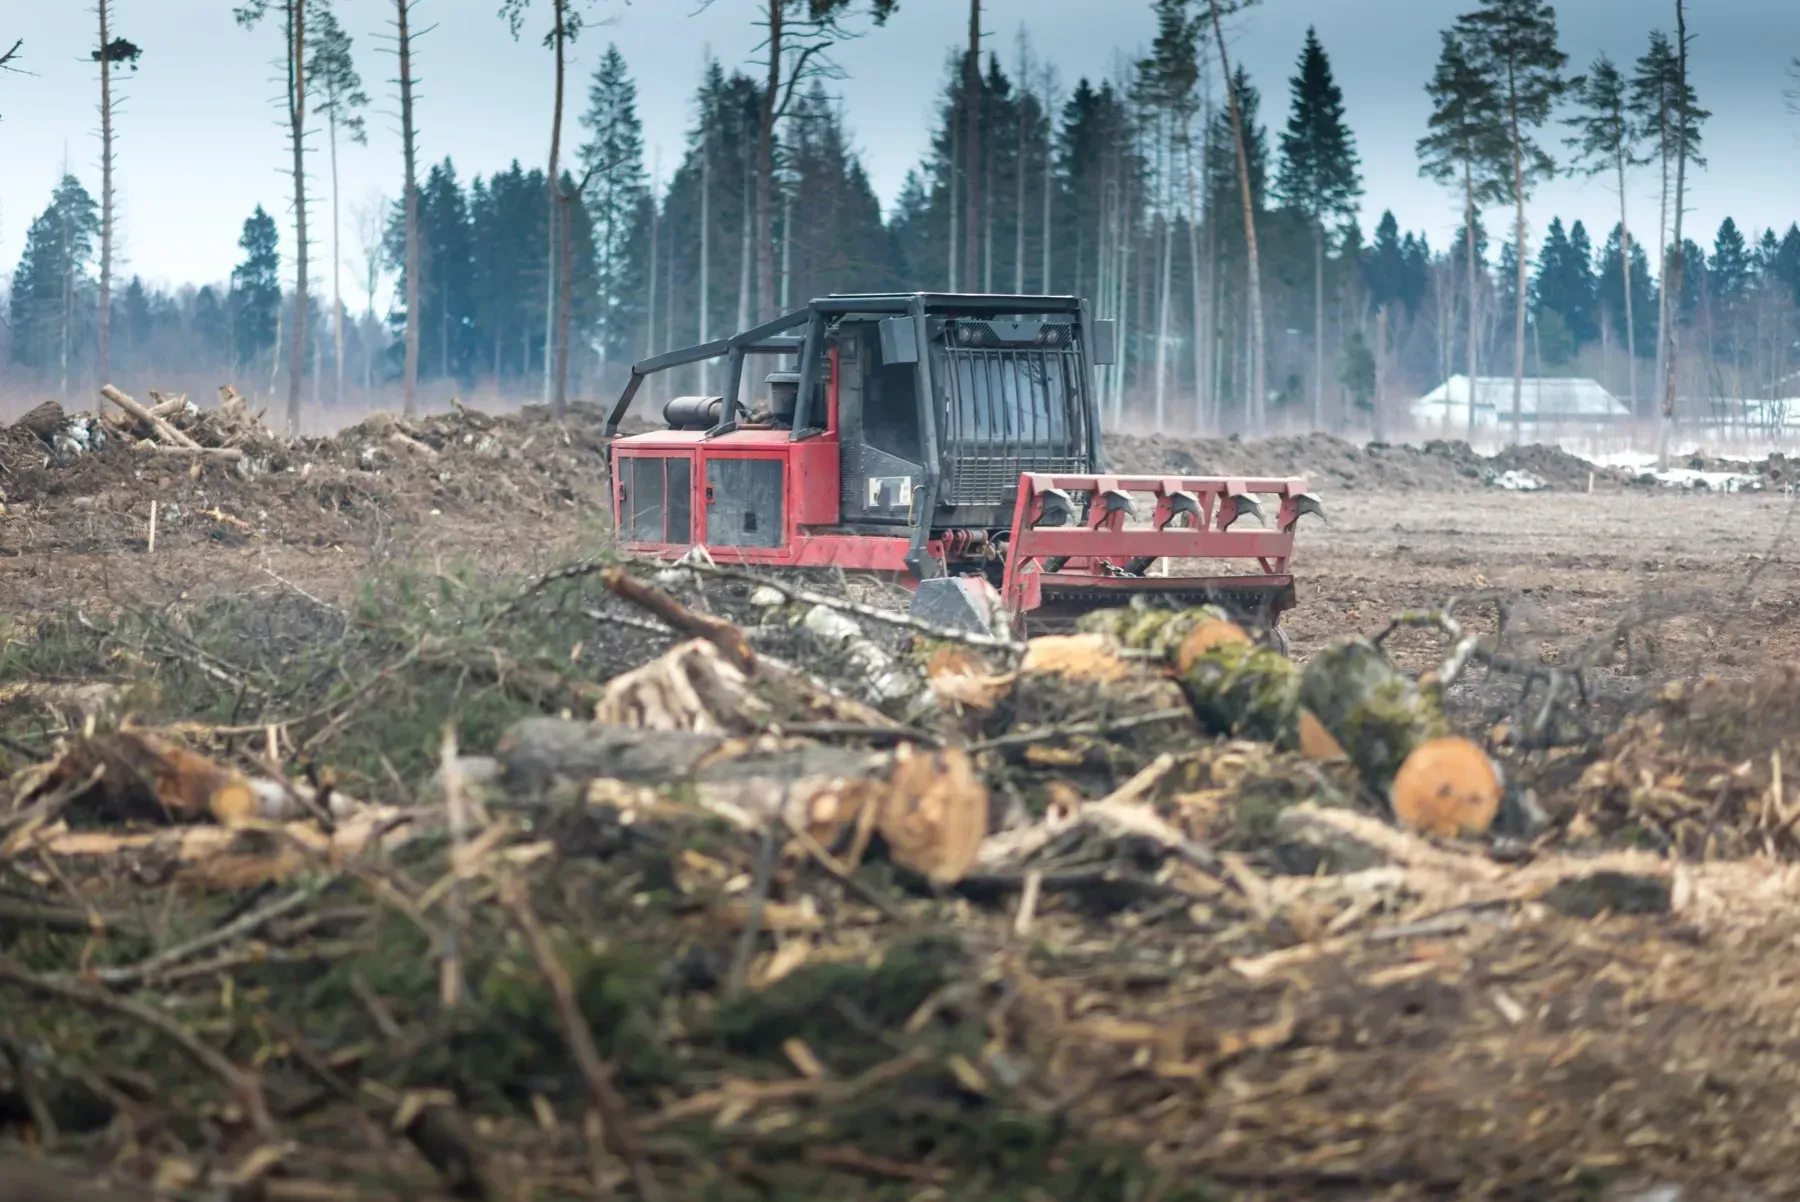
(1391, 736, 1503, 838)
(879, 745, 989, 885)
(1174, 618, 1252, 675)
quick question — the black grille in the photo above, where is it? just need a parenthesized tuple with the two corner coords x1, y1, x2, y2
(949, 456, 1086, 506)
(937, 322, 1091, 507)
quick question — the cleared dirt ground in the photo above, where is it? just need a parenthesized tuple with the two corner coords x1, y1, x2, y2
(10, 413, 1800, 1201)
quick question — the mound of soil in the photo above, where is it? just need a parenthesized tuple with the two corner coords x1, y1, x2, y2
(0, 401, 616, 554)
(1106, 430, 1610, 492)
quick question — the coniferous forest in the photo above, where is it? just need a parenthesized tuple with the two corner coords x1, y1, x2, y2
(5, 0, 1799, 436)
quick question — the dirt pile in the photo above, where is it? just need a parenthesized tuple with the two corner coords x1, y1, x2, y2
(0, 398, 615, 554)
(1107, 430, 1612, 492)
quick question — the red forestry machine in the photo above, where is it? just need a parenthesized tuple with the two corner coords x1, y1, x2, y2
(603, 293, 1321, 638)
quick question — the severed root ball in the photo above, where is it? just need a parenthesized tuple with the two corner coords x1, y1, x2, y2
(1390, 736, 1503, 837)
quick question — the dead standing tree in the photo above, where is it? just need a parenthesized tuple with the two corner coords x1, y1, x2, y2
(307, 4, 368, 410)
(700, 0, 896, 324)
(91, 10, 142, 407)
(236, 0, 311, 434)
(500, 0, 609, 417)
(385, 0, 422, 418)
(1206, 0, 1267, 432)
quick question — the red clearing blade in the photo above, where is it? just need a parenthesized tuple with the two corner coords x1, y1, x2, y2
(999, 472, 1321, 629)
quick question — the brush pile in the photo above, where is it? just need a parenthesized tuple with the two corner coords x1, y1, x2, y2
(6, 551, 1800, 1201)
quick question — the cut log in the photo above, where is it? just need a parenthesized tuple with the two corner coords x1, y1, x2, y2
(1081, 607, 1298, 744)
(1390, 736, 1502, 837)
(1078, 609, 1450, 803)
(98, 385, 200, 449)
(492, 718, 990, 883)
(130, 444, 244, 460)
(1297, 638, 1449, 795)
(10, 399, 65, 444)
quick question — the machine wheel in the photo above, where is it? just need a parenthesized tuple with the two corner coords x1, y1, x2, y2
(1262, 623, 1291, 658)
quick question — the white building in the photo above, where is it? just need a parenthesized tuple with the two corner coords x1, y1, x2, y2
(1412, 375, 1632, 434)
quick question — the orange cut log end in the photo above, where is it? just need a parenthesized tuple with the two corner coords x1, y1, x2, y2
(1173, 619, 1252, 674)
(1391, 736, 1502, 838)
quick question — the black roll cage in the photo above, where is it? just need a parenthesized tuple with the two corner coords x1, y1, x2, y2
(603, 292, 1106, 577)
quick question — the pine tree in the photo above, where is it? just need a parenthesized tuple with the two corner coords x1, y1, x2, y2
(579, 44, 650, 374)
(231, 204, 281, 375)
(1275, 26, 1361, 430)
(1456, 0, 1569, 445)
(1633, 24, 1707, 459)
(1418, 30, 1507, 435)
(307, 1, 367, 408)
(1566, 54, 1649, 413)
(10, 176, 101, 386)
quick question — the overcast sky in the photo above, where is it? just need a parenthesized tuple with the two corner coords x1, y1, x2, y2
(3, 0, 1798, 299)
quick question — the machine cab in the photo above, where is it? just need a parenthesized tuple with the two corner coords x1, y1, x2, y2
(603, 293, 1115, 578)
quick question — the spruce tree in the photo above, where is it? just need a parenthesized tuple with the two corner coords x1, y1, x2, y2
(1275, 26, 1362, 430)
(579, 44, 650, 374)
(1418, 30, 1507, 435)
(1566, 54, 1648, 412)
(231, 204, 281, 376)
(1455, 0, 1569, 445)
(1711, 217, 1749, 302)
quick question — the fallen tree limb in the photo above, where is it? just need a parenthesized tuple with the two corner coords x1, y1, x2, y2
(99, 384, 200, 449)
(0, 957, 274, 1137)
(503, 877, 660, 1201)
(601, 565, 754, 672)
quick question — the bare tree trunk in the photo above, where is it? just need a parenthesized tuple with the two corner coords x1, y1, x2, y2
(1209, 0, 1265, 432)
(398, 0, 421, 418)
(1463, 161, 1479, 438)
(962, 0, 981, 290)
(543, 0, 568, 413)
(699, 126, 711, 391)
(556, 182, 575, 411)
(1153, 118, 1174, 429)
(1505, 64, 1526, 447)
(331, 112, 345, 407)
(1040, 65, 1054, 291)
(947, 118, 960, 290)
(1653, 101, 1670, 435)
(1313, 223, 1325, 429)
(756, 0, 783, 320)
(1115, 152, 1134, 421)
(736, 158, 752, 331)
(982, 104, 994, 292)
(1374, 304, 1388, 442)
(288, 0, 308, 436)
(1616, 150, 1638, 418)
(1660, 0, 1691, 470)
(97, 0, 114, 406)
(1185, 114, 1205, 430)
(1014, 38, 1026, 296)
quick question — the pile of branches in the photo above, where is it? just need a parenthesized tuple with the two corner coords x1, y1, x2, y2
(0, 558, 1739, 1199)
